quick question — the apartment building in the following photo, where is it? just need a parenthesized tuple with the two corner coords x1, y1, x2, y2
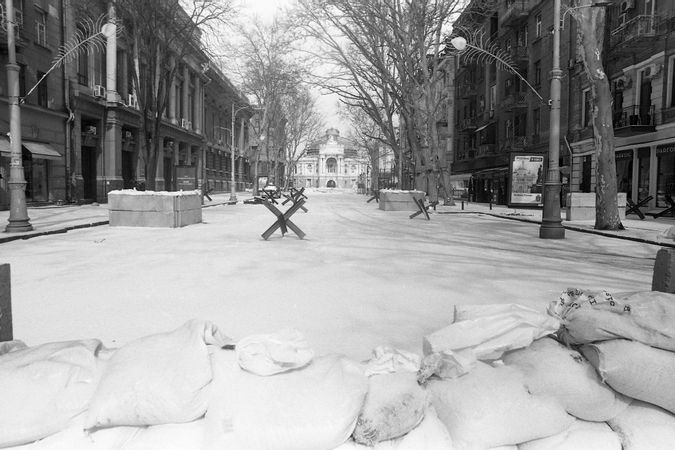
(0, 0, 249, 209)
(453, 0, 675, 211)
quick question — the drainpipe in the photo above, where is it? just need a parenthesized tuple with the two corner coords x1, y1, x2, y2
(62, 0, 75, 204)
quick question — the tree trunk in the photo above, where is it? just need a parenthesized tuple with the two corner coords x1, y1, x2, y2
(577, 6, 624, 230)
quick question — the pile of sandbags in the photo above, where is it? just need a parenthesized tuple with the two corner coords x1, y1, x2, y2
(5, 290, 675, 449)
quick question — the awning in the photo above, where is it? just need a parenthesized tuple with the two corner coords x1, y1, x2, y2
(22, 141, 62, 160)
(474, 123, 489, 133)
(0, 137, 62, 160)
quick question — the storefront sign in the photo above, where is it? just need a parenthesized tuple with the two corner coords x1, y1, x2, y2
(508, 153, 545, 207)
(175, 165, 197, 191)
(657, 145, 675, 155)
(615, 150, 632, 160)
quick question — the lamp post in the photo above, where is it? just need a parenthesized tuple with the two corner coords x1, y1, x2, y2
(227, 104, 251, 203)
(4, 0, 32, 232)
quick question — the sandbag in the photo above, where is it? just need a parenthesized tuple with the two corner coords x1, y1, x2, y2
(364, 346, 420, 377)
(607, 400, 675, 450)
(549, 289, 675, 351)
(352, 372, 427, 445)
(580, 339, 675, 414)
(422, 304, 559, 379)
(336, 407, 453, 449)
(235, 328, 314, 376)
(227, 354, 368, 450)
(0, 340, 26, 355)
(518, 419, 621, 450)
(428, 362, 574, 450)
(84, 319, 230, 429)
(502, 337, 630, 421)
(0, 339, 105, 448)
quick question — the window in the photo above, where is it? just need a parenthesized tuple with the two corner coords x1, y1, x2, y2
(326, 158, 337, 173)
(35, 8, 46, 46)
(18, 63, 26, 97)
(535, 14, 542, 37)
(534, 60, 542, 86)
(37, 71, 48, 107)
(582, 88, 592, 127)
(580, 155, 592, 193)
(668, 55, 675, 108)
(77, 47, 88, 86)
(533, 108, 541, 137)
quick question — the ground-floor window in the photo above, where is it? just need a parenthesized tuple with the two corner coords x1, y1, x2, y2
(24, 157, 48, 202)
(656, 148, 675, 207)
(615, 150, 633, 197)
(637, 147, 650, 202)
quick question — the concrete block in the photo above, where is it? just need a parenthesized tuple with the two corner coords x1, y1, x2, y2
(652, 248, 675, 294)
(566, 193, 626, 221)
(379, 190, 426, 211)
(108, 190, 202, 228)
(0, 264, 11, 342)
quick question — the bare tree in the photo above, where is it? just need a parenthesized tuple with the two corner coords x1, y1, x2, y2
(281, 88, 325, 189)
(571, 1, 623, 230)
(343, 105, 389, 194)
(295, 0, 461, 199)
(226, 17, 306, 193)
(114, 0, 234, 190)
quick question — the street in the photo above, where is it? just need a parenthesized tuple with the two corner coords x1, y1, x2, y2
(2, 190, 660, 361)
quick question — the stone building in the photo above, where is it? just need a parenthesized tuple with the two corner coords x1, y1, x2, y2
(453, 0, 675, 213)
(0, 0, 248, 209)
(293, 128, 368, 190)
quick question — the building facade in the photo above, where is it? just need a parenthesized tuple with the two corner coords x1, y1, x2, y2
(0, 0, 249, 210)
(293, 128, 368, 190)
(452, 0, 675, 212)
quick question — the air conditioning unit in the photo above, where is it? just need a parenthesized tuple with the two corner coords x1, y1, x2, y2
(127, 93, 139, 109)
(181, 118, 189, 128)
(621, 0, 635, 12)
(644, 64, 662, 79)
(85, 126, 97, 135)
(93, 84, 106, 98)
(124, 131, 133, 139)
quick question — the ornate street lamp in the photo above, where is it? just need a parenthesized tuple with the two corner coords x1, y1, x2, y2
(4, 0, 31, 231)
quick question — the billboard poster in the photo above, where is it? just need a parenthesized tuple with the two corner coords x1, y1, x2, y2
(509, 154, 545, 207)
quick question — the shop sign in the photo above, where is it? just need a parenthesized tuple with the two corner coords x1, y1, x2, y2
(508, 153, 546, 207)
(657, 145, 675, 155)
(175, 165, 196, 190)
(615, 150, 632, 160)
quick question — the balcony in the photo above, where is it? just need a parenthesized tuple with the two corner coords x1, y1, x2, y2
(501, 91, 528, 111)
(610, 15, 660, 50)
(613, 105, 656, 136)
(500, 0, 529, 28)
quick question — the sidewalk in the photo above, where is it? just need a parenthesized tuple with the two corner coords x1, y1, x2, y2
(0, 191, 253, 244)
(1, 192, 675, 247)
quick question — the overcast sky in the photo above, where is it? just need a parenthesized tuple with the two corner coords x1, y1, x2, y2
(236, 0, 347, 136)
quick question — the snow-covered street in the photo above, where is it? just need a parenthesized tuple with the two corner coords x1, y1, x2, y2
(2, 190, 660, 361)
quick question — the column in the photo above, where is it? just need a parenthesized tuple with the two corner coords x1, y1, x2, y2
(156, 137, 165, 189)
(193, 77, 201, 134)
(169, 80, 177, 124)
(182, 66, 189, 123)
(105, 1, 117, 102)
(104, 111, 123, 196)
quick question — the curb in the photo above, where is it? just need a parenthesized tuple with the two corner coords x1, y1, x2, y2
(438, 210, 675, 249)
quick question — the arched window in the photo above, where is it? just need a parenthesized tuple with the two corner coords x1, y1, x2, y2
(326, 157, 337, 173)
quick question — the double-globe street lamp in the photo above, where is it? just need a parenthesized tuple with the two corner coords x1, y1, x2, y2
(451, 0, 611, 239)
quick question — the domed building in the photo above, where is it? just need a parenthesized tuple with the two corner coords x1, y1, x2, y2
(293, 128, 368, 189)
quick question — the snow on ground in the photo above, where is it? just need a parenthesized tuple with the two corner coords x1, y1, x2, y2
(1, 189, 660, 361)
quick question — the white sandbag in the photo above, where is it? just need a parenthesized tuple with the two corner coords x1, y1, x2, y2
(228, 354, 368, 450)
(235, 328, 314, 376)
(85, 319, 230, 429)
(124, 419, 208, 450)
(549, 289, 675, 351)
(502, 337, 630, 421)
(353, 372, 427, 445)
(428, 362, 574, 450)
(335, 406, 453, 449)
(0, 339, 105, 448)
(518, 419, 621, 450)
(204, 347, 239, 447)
(423, 304, 559, 379)
(364, 346, 421, 376)
(607, 400, 675, 450)
(581, 339, 675, 415)
(0, 340, 26, 355)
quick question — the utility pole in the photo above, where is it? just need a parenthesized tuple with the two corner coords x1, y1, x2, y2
(5, 0, 32, 232)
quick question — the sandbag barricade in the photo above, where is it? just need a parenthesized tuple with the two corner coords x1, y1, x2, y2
(606, 400, 675, 450)
(517, 419, 622, 450)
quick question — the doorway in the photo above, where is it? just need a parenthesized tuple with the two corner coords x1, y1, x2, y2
(81, 146, 97, 201)
(326, 179, 336, 188)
